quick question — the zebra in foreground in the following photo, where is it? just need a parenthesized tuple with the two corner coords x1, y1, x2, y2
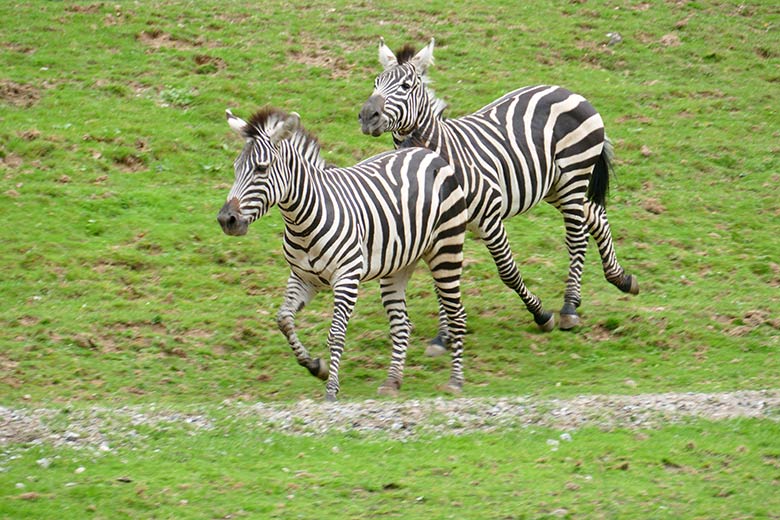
(359, 38, 638, 350)
(217, 107, 468, 401)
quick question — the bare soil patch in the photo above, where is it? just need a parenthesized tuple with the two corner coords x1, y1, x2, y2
(0, 80, 41, 108)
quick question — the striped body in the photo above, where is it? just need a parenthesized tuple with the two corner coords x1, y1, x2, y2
(409, 85, 606, 225)
(218, 108, 467, 400)
(360, 39, 637, 336)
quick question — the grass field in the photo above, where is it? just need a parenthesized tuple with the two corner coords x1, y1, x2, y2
(2, 1, 779, 518)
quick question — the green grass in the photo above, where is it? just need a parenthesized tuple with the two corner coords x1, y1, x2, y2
(1, 0, 779, 517)
(3, 418, 780, 519)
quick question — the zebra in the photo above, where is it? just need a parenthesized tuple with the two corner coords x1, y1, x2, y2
(216, 106, 468, 401)
(358, 38, 638, 352)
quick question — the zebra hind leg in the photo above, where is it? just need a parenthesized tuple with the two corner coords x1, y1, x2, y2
(481, 218, 555, 332)
(424, 295, 449, 357)
(584, 201, 639, 296)
(555, 199, 589, 331)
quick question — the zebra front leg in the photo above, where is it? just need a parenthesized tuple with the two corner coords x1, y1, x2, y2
(584, 201, 639, 295)
(429, 268, 467, 393)
(424, 232, 467, 393)
(276, 274, 326, 380)
(323, 278, 360, 402)
(377, 269, 415, 396)
(481, 218, 555, 332)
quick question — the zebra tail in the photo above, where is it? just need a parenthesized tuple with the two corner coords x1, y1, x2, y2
(586, 137, 613, 208)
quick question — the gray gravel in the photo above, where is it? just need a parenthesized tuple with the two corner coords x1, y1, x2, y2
(2, 390, 778, 450)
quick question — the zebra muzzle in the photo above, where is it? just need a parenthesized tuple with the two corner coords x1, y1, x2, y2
(217, 197, 248, 236)
(359, 95, 386, 137)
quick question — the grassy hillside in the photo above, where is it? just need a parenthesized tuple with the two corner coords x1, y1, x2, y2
(2, 1, 778, 403)
(2, 1, 780, 518)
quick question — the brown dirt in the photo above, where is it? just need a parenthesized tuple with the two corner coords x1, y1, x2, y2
(0, 80, 40, 108)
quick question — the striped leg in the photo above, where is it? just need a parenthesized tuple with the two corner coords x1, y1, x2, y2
(584, 201, 639, 295)
(424, 294, 450, 357)
(424, 225, 467, 392)
(559, 202, 589, 330)
(324, 277, 360, 402)
(276, 273, 324, 379)
(377, 267, 415, 396)
(545, 177, 590, 330)
(430, 265, 467, 393)
(480, 216, 555, 331)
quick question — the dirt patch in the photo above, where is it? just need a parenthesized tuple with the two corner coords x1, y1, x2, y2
(1, 153, 24, 170)
(137, 29, 197, 50)
(65, 3, 103, 13)
(660, 33, 682, 47)
(287, 35, 355, 79)
(288, 49, 353, 79)
(194, 54, 226, 74)
(113, 154, 146, 173)
(2, 42, 36, 55)
(0, 80, 41, 108)
(640, 198, 666, 215)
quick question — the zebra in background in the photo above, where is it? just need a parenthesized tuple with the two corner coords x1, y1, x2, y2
(359, 38, 638, 351)
(217, 107, 468, 401)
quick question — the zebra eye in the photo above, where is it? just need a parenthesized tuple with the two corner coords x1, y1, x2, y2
(253, 162, 269, 176)
(400, 81, 412, 91)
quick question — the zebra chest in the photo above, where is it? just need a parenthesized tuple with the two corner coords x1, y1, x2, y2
(282, 232, 364, 287)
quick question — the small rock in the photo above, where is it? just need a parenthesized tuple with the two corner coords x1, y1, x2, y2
(606, 32, 623, 46)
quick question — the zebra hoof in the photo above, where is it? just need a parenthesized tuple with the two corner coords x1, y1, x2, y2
(442, 379, 463, 394)
(536, 312, 555, 332)
(617, 274, 639, 295)
(377, 381, 400, 397)
(425, 336, 448, 357)
(559, 313, 581, 331)
(324, 392, 338, 403)
(627, 275, 639, 295)
(307, 358, 329, 381)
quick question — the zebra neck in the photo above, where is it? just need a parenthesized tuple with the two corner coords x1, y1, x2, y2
(395, 116, 450, 163)
(276, 158, 328, 230)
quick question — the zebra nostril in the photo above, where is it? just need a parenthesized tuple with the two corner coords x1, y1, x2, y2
(227, 214, 237, 227)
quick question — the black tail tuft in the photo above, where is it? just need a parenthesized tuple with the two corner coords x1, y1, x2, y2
(587, 138, 613, 208)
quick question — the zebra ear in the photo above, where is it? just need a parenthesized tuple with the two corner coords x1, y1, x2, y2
(378, 37, 397, 69)
(270, 112, 300, 145)
(411, 37, 435, 75)
(226, 109, 249, 137)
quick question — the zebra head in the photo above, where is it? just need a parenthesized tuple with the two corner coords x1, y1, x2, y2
(217, 108, 299, 236)
(359, 37, 436, 139)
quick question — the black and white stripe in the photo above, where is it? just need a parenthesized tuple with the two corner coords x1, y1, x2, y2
(359, 39, 638, 341)
(217, 107, 468, 401)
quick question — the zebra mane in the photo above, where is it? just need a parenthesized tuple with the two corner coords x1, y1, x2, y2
(246, 107, 328, 169)
(394, 44, 448, 119)
(394, 44, 417, 65)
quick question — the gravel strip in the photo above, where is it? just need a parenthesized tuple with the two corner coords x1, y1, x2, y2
(1, 390, 778, 449)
